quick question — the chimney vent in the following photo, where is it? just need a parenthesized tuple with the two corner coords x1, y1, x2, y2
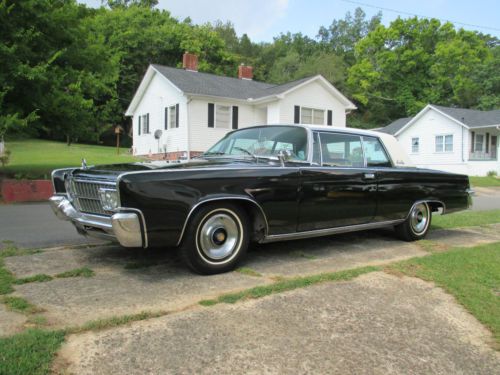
(238, 64, 253, 80)
(182, 52, 198, 72)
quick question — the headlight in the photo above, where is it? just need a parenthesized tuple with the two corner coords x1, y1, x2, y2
(98, 188, 120, 211)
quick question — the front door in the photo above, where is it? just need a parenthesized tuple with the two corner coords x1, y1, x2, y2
(297, 132, 377, 231)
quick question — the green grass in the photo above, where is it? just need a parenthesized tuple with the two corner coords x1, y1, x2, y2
(200, 266, 379, 306)
(470, 176, 500, 187)
(55, 267, 94, 278)
(1, 139, 140, 179)
(68, 311, 166, 334)
(432, 209, 500, 229)
(14, 274, 53, 285)
(390, 242, 500, 346)
(2, 296, 42, 314)
(0, 329, 66, 375)
(235, 267, 262, 277)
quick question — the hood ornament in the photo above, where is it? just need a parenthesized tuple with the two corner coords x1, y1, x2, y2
(81, 158, 87, 169)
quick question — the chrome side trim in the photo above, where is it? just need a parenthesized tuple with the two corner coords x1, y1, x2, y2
(116, 207, 148, 248)
(176, 196, 269, 247)
(262, 219, 405, 243)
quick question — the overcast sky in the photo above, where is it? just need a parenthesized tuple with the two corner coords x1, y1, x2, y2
(78, 0, 500, 41)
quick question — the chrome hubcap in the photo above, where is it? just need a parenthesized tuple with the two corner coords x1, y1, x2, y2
(410, 203, 429, 234)
(198, 213, 240, 260)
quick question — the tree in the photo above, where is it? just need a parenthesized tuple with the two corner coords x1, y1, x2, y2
(318, 7, 381, 65)
(347, 17, 496, 124)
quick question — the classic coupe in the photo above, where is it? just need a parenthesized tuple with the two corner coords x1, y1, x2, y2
(50, 125, 472, 274)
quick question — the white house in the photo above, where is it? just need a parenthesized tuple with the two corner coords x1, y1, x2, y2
(125, 53, 356, 160)
(379, 104, 500, 176)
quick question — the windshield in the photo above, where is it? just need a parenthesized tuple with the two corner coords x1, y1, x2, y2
(204, 126, 309, 161)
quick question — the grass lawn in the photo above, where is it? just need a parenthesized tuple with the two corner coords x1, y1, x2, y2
(391, 242, 500, 346)
(470, 176, 500, 187)
(432, 209, 500, 229)
(1, 139, 141, 179)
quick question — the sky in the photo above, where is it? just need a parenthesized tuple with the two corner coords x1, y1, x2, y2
(78, 0, 500, 41)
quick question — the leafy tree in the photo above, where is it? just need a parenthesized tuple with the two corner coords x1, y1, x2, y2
(318, 7, 381, 65)
(347, 17, 497, 124)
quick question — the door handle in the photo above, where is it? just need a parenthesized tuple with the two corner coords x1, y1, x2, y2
(364, 173, 376, 179)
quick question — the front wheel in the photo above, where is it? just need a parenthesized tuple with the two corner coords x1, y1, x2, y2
(395, 202, 432, 241)
(179, 203, 249, 275)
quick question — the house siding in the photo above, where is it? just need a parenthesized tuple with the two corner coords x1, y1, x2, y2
(278, 81, 347, 127)
(188, 98, 256, 153)
(133, 73, 187, 156)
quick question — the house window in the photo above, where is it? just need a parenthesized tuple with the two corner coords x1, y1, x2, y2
(216, 105, 231, 128)
(435, 134, 453, 152)
(141, 114, 149, 134)
(474, 134, 484, 152)
(300, 107, 325, 125)
(411, 137, 419, 153)
(169, 105, 177, 128)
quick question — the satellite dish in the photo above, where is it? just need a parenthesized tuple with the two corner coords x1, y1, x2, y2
(154, 130, 163, 139)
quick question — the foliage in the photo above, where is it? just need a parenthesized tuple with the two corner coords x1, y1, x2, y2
(0, 148, 10, 166)
(348, 17, 498, 123)
(487, 170, 498, 177)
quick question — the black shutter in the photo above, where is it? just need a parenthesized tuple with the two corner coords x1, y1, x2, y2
(294, 105, 300, 124)
(164, 108, 168, 130)
(175, 104, 179, 128)
(486, 133, 490, 153)
(138, 115, 141, 135)
(327, 110, 332, 126)
(471, 131, 475, 153)
(232, 106, 239, 129)
(208, 103, 215, 127)
(146, 113, 150, 133)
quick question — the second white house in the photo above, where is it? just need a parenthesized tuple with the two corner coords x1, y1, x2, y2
(125, 53, 356, 160)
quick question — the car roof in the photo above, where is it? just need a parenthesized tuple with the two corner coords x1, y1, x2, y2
(237, 124, 383, 137)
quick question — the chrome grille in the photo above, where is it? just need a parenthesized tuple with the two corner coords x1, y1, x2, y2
(69, 179, 116, 216)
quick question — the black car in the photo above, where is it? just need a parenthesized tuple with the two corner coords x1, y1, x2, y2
(50, 125, 472, 274)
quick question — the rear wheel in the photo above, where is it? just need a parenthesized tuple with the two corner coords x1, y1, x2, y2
(395, 202, 432, 241)
(179, 203, 249, 275)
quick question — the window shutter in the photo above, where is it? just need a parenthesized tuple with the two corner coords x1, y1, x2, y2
(232, 106, 239, 129)
(175, 104, 179, 128)
(294, 106, 300, 124)
(146, 113, 150, 133)
(138, 116, 141, 135)
(327, 110, 332, 126)
(164, 108, 168, 130)
(486, 133, 490, 153)
(208, 103, 214, 128)
(471, 131, 475, 153)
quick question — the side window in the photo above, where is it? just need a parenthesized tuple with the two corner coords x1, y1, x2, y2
(363, 137, 392, 167)
(319, 133, 364, 167)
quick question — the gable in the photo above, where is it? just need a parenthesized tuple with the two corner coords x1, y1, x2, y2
(397, 107, 463, 137)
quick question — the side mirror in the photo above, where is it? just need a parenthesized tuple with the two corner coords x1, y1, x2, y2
(277, 149, 292, 167)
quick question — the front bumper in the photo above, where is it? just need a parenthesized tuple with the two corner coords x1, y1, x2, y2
(49, 195, 144, 247)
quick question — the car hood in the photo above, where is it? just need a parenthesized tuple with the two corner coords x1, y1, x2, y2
(70, 157, 278, 181)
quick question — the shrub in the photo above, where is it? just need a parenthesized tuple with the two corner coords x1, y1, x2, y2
(486, 170, 498, 177)
(0, 149, 11, 167)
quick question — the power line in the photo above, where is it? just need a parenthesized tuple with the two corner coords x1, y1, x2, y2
(341, 0, 500, 33)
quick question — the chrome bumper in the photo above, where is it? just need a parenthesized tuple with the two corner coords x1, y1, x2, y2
(49, 196, 143, 248)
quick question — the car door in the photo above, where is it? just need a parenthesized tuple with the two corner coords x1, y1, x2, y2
(297, 131, 377, 231)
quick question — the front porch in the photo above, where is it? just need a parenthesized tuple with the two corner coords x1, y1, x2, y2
(469, 128, 499, 162)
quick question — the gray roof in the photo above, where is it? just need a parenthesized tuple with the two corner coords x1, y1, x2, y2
(431, 105, 500, 128)
(378, 117, 412, 135)
(152, 64, 314, 100)
(380, 105, 500, 135)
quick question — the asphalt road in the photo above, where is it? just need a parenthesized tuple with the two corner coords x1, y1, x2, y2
(0, 190, 499, 249)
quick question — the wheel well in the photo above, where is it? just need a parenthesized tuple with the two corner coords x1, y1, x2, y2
(181, 199, 268, 244)
(427, 201, 445, 214)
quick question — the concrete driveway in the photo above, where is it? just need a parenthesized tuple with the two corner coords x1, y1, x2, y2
(1, 224, 500, 373)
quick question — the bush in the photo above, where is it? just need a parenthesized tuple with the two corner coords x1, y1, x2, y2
(486, 170, 498, 177)
(0, 149, 11, 167)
